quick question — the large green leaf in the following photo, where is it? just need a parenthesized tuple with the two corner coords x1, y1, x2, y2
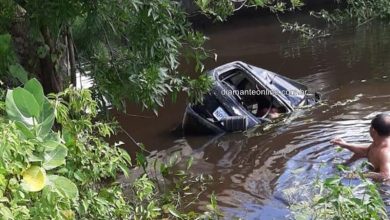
(37, 113, 55, 138)
(6, 80, 54, 138)
(47, 175, 78, 199)
(9, 64, 28, 84)
(5, 90, 34, 126)
(28, 154, 43, 162)
(13, 87, 40, 118)
(43, 144, 68, 170)
(42, 140, 61, 151)
(14, 121, 34, 139)
(42, 132, 62, 144)
(0, 204, 13, 220)
(36, 98, 55, 138)
(24, 78, 45, 106)
(21, 166, 47, 192)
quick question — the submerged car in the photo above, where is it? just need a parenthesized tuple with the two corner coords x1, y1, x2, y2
(182, 61, 320, 134)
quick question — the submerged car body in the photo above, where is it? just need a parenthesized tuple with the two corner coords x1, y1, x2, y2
(182, 61, 320, 134)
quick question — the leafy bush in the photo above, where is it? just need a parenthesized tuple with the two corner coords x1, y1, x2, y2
(0, 78, 132, 219)
(0, 79, 221, 219)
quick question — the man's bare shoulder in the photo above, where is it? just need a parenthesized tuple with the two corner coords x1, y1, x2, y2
(379, 145, 390, 162)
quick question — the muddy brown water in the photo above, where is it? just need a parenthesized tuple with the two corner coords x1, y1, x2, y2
(113, 14, 390, 219)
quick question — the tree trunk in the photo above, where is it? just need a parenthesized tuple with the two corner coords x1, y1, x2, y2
(66, 26, 77, 87)
(39, 26, 63, 94)
(9, 5, 71, 94)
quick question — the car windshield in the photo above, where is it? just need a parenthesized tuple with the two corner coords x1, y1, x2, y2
(251, 66, 307, 106)
(220, 68, 287, 120)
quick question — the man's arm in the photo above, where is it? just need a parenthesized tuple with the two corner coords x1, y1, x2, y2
(345, 169, 389, 182)
(363, 172, 388, 181)
(331, 137, 370, 157)
(363, 167, 390, 182)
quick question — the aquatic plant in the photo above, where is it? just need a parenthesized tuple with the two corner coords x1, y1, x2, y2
(286, 165, 388, 220)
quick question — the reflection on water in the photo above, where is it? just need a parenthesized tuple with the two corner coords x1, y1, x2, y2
(117, 14, 390, 219)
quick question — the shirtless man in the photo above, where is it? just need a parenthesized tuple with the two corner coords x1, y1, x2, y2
(331, 113, 390, 181)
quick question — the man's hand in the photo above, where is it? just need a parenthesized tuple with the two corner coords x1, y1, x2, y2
(344, 171, 389, 182)
(331, 137, 348, 148)
(330, 137, 370, 157)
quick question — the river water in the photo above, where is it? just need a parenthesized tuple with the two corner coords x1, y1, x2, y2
(114, 14, 390, 219)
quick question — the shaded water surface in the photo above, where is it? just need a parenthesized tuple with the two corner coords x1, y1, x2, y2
(116, 15, 390, 219)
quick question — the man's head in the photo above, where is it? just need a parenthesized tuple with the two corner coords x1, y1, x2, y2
(370, 113, 390, 138)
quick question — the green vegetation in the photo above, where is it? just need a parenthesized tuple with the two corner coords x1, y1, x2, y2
(0, 79, 221, 219)
(0, 0, 213, 110)
(286, 165, 388, 220)
(0, 78, 130, 219)
(1, 0, 390, 219)
(195, 0, 305, 21)
(313, 0, 390, 25)
(283, 0, 390, 39)
(194, 0, 390, 39)
(0, 0, 309, 109)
